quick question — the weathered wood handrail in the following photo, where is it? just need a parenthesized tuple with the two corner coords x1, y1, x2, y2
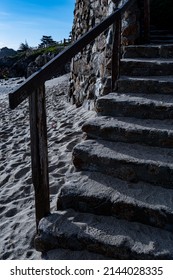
(8, 0, 150, 229)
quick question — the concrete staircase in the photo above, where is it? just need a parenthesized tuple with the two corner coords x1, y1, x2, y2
(150, 29, 173, 44)
(35, 43, 173, 259)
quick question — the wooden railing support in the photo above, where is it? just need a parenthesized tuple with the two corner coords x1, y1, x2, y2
(112, 14, 121, 91)
(29, 84, 50, 229)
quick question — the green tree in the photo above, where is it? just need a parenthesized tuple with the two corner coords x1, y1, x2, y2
(18, 40, 30, 52)
(38, 35, 57, 48)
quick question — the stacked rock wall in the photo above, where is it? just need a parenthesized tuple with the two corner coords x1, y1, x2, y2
(69, 0, 141, 109)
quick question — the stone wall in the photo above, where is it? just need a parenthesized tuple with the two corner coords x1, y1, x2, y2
(69, 0, 141, 109)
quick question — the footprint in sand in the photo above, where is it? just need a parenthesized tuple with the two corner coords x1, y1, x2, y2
(14, 167, 30, 179)
(66, 139, 80, 151)
(5, 207, 18, 218)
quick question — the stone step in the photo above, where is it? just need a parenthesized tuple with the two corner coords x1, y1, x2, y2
(57, 171, 173, 231)
(150, 30, 173, 36)
(118, 76, 173, 94)
(151, 35, 173, 41)
(72, 139, 173, 187)
(151, 40, 173, 45)
(123, 44, 173, 59)
(96, 93, 173, 119)
(35, 209, 173, 259)
(82, 116, 173, 148)
(120, 58, 173, 76)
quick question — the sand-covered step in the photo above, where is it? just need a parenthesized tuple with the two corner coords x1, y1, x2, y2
(73, 139, 173, 188)
(35, 209, 173, 259)
(120, 58, 173, 76)
(123, 44, 173, 59)
(82, 116, 173, 148)
(96, 93, 173, 119)
(57, 171, 173, 231)
(118, 76, 173, 94)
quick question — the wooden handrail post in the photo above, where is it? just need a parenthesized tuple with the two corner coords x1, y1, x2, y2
(29, 84, 50, 230)
(112, 14, 121, 91)
(143, 0, 150, 43)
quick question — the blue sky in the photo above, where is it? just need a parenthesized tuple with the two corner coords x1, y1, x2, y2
(0, 0, 75, 50)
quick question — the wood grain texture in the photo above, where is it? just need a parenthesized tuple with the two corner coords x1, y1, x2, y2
(29, 85, 50, 228)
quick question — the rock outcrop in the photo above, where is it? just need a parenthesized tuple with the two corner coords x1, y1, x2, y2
(0, 47, 16, 59)
(0, 47, 69, 79)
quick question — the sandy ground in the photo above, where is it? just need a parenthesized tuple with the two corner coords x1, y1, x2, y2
(0, 74, 96, 260)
